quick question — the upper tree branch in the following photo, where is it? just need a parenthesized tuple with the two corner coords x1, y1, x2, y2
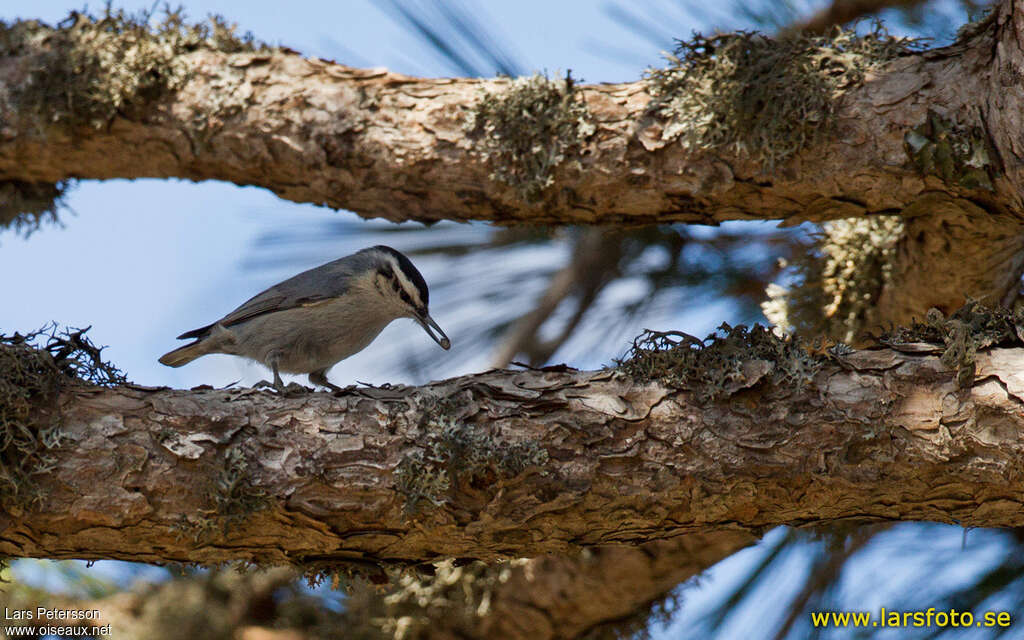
(5, 345, 1024, 566)
(1, 2, 1023, 226)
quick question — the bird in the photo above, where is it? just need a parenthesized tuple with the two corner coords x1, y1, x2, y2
(158, 245, 450, 391)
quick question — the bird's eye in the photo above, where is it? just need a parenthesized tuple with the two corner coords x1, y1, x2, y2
(400, 291, 412, 304)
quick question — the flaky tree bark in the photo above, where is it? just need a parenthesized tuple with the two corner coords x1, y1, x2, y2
(0, 2, 1022, 228)
(5, 346, 1024, 566)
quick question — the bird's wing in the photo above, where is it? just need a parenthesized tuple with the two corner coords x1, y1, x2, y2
(217, 255, 362, 328)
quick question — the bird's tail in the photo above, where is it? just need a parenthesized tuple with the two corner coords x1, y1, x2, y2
(158, 340, 209, 367)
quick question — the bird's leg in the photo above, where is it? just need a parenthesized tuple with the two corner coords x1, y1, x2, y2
(254, 353, 287, 391)
(309, 369, 343, 392)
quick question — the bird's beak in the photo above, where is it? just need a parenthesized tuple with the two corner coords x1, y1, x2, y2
(416, 312, 451, 350)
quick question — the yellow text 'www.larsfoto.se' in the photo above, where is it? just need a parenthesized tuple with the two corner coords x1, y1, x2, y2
(810, 608, 1012, 629)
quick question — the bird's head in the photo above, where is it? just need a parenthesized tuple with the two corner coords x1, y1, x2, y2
(363, 245, 451, 350)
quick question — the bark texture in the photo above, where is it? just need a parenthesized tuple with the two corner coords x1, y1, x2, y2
(1, 3, 1024, 228)
(5, 346, 1024, 566)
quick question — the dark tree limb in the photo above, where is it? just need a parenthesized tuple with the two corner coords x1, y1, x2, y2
(784, 0, 932, 35)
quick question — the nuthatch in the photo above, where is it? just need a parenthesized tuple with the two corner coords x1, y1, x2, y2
(159, 245, 450, 391)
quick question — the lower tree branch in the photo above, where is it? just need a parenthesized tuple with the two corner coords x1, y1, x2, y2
(2, 533, 754, 640)
(4, 343, 1024, 566)
(338, 532, 755, 640)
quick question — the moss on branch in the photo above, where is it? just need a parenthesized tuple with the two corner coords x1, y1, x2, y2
(0, 7, 267, 132)
(646, 25, 923, 166)
(618, 323, 820, 402)
(0, 180, 70, 234)
(467, 72, 594, 200)
(0, 325, 126, 506)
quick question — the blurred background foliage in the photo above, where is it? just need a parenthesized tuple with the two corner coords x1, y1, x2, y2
(3, 0, 1021, 638)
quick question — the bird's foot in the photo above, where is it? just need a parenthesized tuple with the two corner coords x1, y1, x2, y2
(308, 370, 344, 393)
(253, 379, 312, 395)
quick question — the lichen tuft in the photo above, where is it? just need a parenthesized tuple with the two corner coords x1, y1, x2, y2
(618, 323, 820, 402)
(878, 299, 1024, 387)
(0, 180, 71, 236)
(0, 324, 127, 505)
(762, 216, 904, 343)
(904, 109, 997, 189)
(0, 7, 268, 132)
(214, 447, 271, 525)
(342, 557, 532, 637)
(467, 71, 594, 201)
(394, 449, 450, 510)
(395, 412, 548, 512)
(646, 25, 924, 167)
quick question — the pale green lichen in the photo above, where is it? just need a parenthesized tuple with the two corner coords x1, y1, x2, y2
(174, 446, 271, 541)
(467, 72, 594, 200)
(0, 180, 70, 235)
(646, 26, 923, 167)
(341, 557, 531, 639)
(879, 299, 1024, 388)
(171, 513, 219, 543)
(213, 447, 270, 525)
(762, 216, 904, 343)
(0, 8, 267, 132)
(904, 109, 997, 190)
(0, 325, 126, 507)
(395, 413, 548, 512)
(394, 449, 450, 510)
(432, 416, 548, 476)
(618, 323, 820, 402)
